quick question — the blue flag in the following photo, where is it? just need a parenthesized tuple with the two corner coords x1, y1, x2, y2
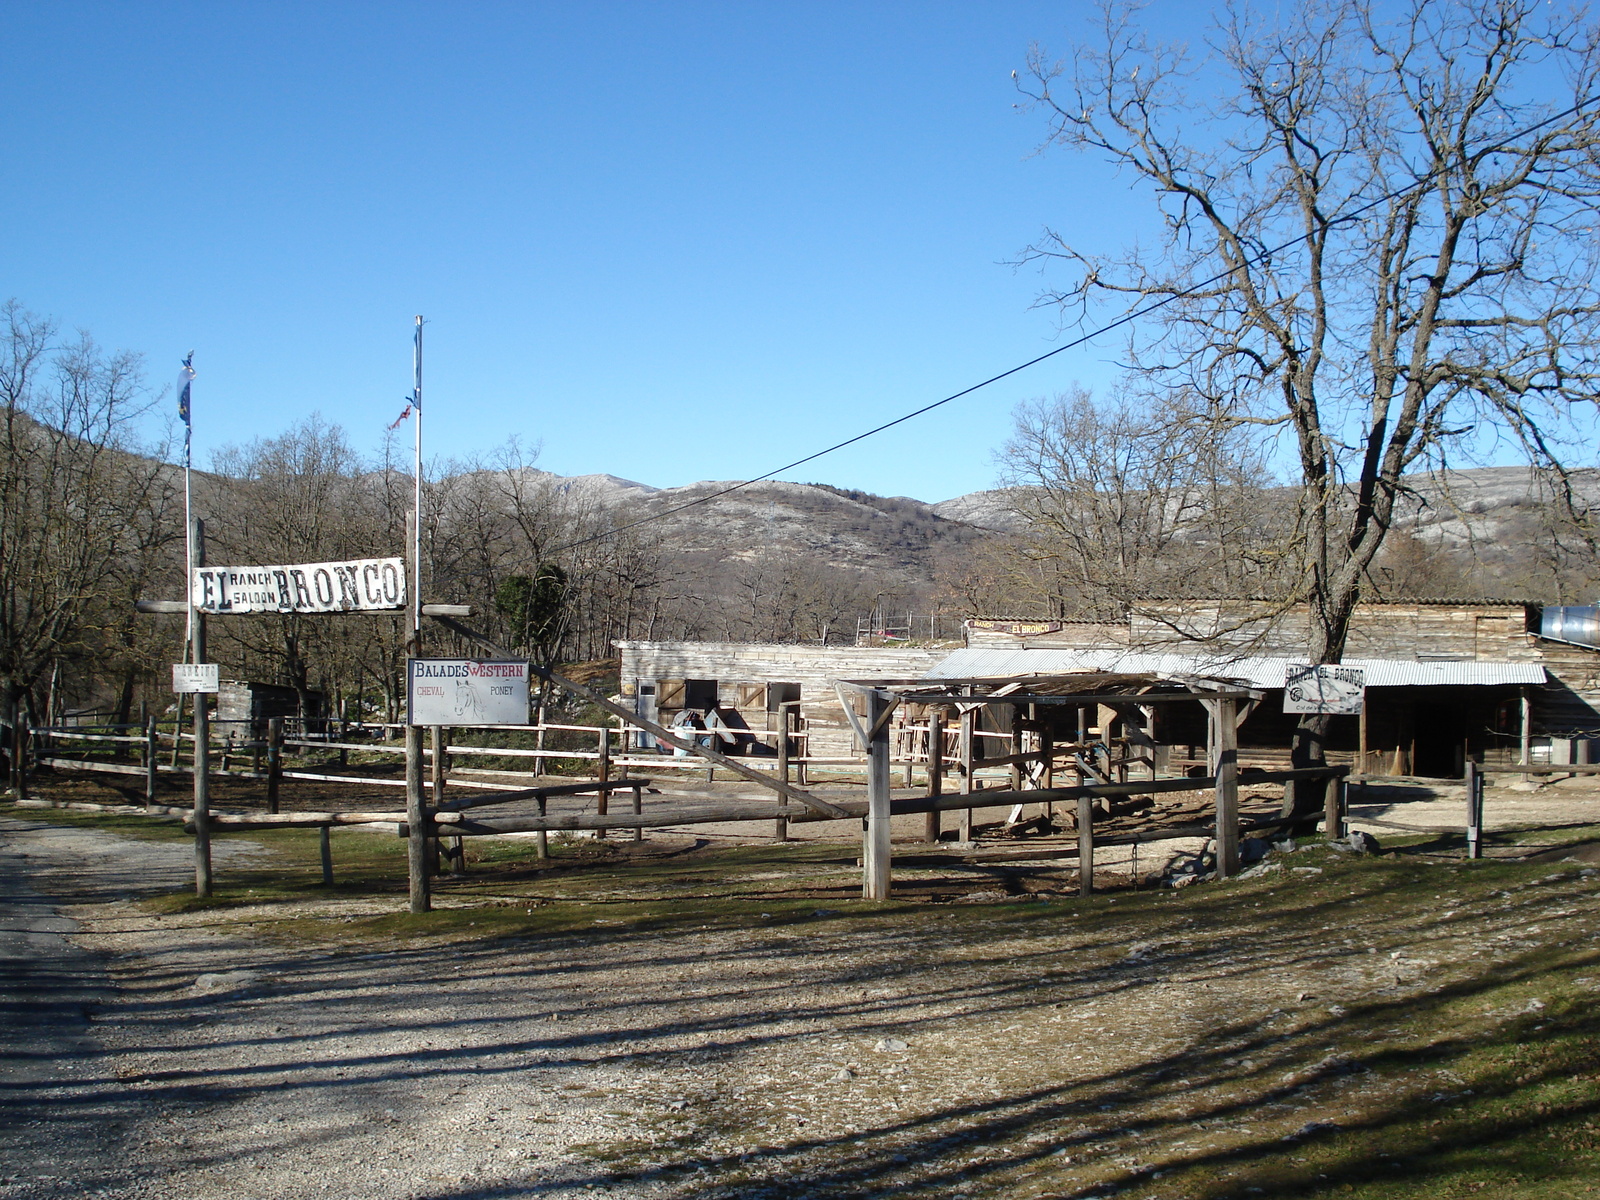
(177, 353, 194, 425)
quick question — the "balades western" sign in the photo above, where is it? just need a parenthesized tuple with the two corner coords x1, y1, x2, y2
(192, 557, 406, 615)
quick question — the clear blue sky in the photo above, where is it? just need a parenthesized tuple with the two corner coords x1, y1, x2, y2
(2, 2, 1191, 502)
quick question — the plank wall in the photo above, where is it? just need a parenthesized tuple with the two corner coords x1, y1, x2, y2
(615, 641, 948, 759)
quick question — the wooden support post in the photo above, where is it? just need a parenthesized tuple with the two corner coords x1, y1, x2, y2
(1520, 688, 1532, 783)
(1212, 697, 1239, 880)
(535, 792, 548, 859)
(1324, 772, 1345, 839)
(192, 670, 211, 896)
(191, 519, 211, 898)
(1466, 760, 1483, 860)
(775, 707, 791, 842)
(406, 722, 430, 912)
(144, 717, 158, 810)
(596, 723, 610, 822)
(428, 725, 447, 873)
(958, 699, 974, 844)
(1358, 701, 1369, 778)
(169, 693, 184, 768)
(863, 689, 892, 900)
(319, 825, 333, 884)
(266, 716, 283, 814)
(924, 711, 944, 843)
(1077, 793, 1094, 896)
(631, 782, 643, 843)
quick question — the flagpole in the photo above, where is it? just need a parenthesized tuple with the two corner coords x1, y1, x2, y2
(412, 316, 423, 638)
(179, 353, 196, 662)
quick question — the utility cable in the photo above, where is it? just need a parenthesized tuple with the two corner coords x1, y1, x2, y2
(545, 94, 1599, 557)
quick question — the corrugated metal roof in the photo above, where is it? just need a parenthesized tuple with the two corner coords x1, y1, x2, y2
(927, 647, 1545, 688)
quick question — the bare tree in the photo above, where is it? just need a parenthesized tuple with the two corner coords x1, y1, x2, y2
(1019, 0, 1600, 783)
(999, 384, 1280, 617)
(0, 301, 165, 749)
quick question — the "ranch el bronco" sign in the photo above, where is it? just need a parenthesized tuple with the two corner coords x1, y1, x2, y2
(192, 556, 406, 614)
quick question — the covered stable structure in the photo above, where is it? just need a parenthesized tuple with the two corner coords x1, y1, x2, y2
(619, 599, 1600, 780)
(829, 668, 1342, 899)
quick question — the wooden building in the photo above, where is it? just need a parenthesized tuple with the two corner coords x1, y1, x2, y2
(614, 641, 949, 761)
(964, 600, 1600, 776)
(215, 679, 326, 740)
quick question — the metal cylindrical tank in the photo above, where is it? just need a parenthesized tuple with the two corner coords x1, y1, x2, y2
(1540, 606, 1600, 647)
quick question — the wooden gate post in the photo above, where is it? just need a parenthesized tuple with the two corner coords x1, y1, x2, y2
(11, 712, 29, 801)
(775, 707, 791, 842)
(191, 519, 211, 898)
(924, 711, 944, 843)
(266, 717, 283, 814)
(863, 689, 893, 900)
(406, 721, 429, 910)
(144, 717, 158, 810)
(1078, 793, 1094, 896)
(319, 825, 334, 884)
(1323, 770, 1344, 839)
(958, 700, 975, 844)
(1466, 760, 1483, 859)
(1212, 697, 1240, 879)
(596, 723, 610, 822)
(429, 726, 447, 873)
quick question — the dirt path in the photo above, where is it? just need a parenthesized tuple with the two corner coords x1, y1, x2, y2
(6, 799, 1600, 1198)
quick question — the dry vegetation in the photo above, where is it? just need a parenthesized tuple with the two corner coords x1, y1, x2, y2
(8, 774, 1600, 1199)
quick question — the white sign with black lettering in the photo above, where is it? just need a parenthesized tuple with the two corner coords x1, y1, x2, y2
(1283, 664, 1366, 714)
(172, 663, 220, 694)
(192, 557, 405, 615)
(407, 659, 530, 726)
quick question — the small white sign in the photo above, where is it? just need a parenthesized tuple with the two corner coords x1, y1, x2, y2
(1283, 664, 1365, 714)
(172, 663, 220, 694)
(407, 659, 530, 726)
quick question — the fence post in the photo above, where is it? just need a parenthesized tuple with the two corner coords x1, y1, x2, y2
(319, 825, 334, 884)
(924, 711, 944, 843)
(958, 697, 975, 844)
(632, 781, 643, 843)
(12, 712, 29, 801)
(596, 724, 610, 824)
(1212, 697, 1240, 880)
(193, 691, 211, 898)
(428, 726, 446, 874)
(862, 689, 893, 900)
(1078, 793, 1094, 896)
(535, 792, 548, 859)
(145, 717, 158, 810)
(1466, 760, 1483, 860)
(1323, 769, 1344, 839)
(266, 717, 283, 814)
(775, 708, 791, 842)
(406, 721, 430, 912)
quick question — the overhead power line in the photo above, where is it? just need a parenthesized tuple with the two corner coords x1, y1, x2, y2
(547, 94, 1598, 557)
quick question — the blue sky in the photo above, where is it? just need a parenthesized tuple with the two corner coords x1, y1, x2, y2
(0, 1, 1178, 502)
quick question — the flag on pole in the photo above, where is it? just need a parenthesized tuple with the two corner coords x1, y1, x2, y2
(388, 398, 413, 430)
(177, 353, 194, 468)
(177, 353, 194, 424)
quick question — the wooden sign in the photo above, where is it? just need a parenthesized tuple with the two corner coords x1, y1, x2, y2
(407, 659, 530, 726)
(966, 619, 1065, 636)
(172, 663, 220, 694)
(192, 556, 405, 615)
(1283, 664, 1365, 714)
